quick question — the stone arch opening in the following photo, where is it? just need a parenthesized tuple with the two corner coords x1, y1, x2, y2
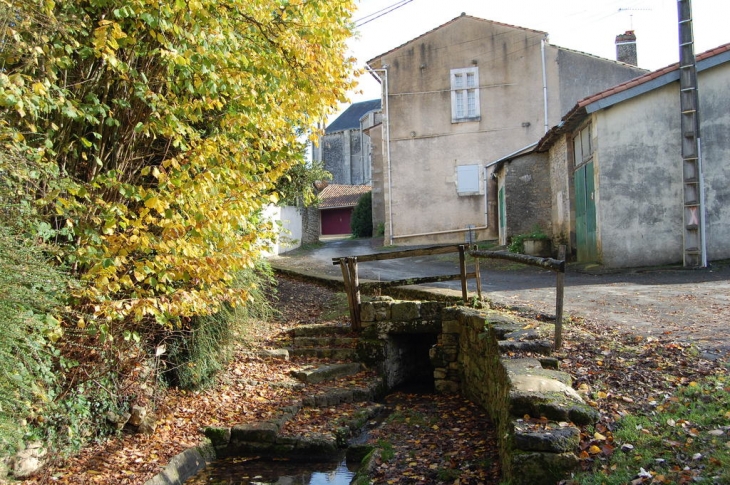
(383, 332, 439, 392)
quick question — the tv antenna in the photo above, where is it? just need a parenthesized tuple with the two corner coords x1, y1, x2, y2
(618, 7, 652, 29)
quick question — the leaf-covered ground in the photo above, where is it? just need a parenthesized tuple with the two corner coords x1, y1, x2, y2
(20, 275, 728, 485)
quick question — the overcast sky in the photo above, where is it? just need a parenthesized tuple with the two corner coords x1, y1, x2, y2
(341, 0, 730, 111)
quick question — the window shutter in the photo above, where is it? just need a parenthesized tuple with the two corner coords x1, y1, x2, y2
(457, 165, 481, 195)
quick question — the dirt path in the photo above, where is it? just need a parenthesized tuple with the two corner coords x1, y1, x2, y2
(271, 239, 730, 358)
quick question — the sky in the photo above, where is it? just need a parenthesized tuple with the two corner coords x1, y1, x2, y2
(339, 0, 730, 114)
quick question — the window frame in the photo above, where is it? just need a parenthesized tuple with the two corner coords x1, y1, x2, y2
(450, 67, 481, 123)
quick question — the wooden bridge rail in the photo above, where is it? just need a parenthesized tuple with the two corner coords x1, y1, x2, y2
(332, 244, 566, 350)
(468, 245, 567, 349)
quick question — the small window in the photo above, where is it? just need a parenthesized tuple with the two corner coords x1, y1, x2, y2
(457, 164, 481, 195)
(451, 67, 480, 123)
(573, 123, 593, 167)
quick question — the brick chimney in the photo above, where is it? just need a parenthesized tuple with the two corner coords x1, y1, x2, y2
(615, 30, 637, 66)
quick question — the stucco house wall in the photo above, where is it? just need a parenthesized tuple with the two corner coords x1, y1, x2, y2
(696, 64, 730, 260)
(592, 85, 685, 267)
(367, 14, 645, 247)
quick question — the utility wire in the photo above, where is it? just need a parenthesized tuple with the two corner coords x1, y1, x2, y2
(355, 0, 415, 27)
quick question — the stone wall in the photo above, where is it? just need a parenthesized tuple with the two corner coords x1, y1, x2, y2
(359, 298, 597, 485)
(547, 134, 573, 256)
(503, 152, 553, 241)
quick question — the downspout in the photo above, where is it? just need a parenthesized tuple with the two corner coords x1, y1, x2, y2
(541, 38, 549, 133)
(483, 166, 489, 227)
(365, 64, 393, 245)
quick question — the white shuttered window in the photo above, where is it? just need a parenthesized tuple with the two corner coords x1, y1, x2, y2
(451, 67, 480, 123)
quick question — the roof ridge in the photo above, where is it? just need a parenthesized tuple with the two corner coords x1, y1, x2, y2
(366, 14, 547, 65)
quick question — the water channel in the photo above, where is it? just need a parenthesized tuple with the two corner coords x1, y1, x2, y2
(184, 453, 356, 485)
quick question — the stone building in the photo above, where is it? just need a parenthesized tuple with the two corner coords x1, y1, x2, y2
(314, 99, 381, 186)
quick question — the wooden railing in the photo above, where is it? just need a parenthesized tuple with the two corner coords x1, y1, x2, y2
(332, 244, 567, 349)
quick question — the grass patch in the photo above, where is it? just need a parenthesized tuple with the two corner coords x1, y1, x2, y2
(377, 439, 395, 462)
(319, 292, 350, 320)
(572, 374, 730, 485)
(387, 408, 437, 427)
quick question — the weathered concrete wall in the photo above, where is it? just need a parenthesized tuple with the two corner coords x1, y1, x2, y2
(555, 49, 645, 117)
(696, 64, 730, 261)
(368, 123, 385, 235)
(593, 83, 684, 267)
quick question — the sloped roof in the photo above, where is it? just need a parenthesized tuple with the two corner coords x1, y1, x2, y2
(367, 14, 547, 65)
(325, 99, 382, 134)
(318, 184, 371, 209)
(537, 42, 730, 151)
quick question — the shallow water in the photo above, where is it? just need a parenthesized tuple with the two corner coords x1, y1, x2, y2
(184, 455, 356, 485)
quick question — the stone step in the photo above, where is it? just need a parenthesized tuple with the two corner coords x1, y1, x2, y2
(291, 363, 363, 384)
(292, 336, 358, 348)
(287, 347, 359, 360)
(503, 358, 599, 426)
(301, 377, 386, 408)
(290, 323, 353, 337)
(498, 339, 553, 355)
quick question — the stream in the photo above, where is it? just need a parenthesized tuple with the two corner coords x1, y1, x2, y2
(183, 453, 356, 485)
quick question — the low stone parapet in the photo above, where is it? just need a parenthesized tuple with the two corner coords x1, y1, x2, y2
(358, 298, 596, 485)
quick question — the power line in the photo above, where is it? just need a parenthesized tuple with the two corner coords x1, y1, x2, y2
(355, 0, 415, 27)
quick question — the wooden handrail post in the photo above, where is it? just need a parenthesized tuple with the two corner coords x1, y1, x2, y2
(458, 245, 468, 302)
(554, 245, 566, 350)
(339, 258, 357, 329)
(473, 244, 482, 301)
(348, 257, 361, 331)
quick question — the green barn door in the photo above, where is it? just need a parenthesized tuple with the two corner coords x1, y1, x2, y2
(574, 161, 597, 262)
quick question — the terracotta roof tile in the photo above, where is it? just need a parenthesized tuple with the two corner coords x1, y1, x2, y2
(318, 184, 371, 209)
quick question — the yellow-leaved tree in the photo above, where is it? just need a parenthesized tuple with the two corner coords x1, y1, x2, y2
(1, 0, 356, 328)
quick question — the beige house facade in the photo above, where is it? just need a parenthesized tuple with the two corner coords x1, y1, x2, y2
(366, 14, 646, 246)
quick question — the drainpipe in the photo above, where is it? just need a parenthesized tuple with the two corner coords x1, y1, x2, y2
(541, 38, 549, 133)
(365, 64, 393, 245)
(483, 166, 489, 227)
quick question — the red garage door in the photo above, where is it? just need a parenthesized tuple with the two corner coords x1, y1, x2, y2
(321, 208, 353, 235)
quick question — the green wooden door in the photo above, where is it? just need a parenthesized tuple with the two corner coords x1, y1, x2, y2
(574, 162, 597, 262)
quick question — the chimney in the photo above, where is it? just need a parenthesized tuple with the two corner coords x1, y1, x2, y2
(615, 30, 637, 66)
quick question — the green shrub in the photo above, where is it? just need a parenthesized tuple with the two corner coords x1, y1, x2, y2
(508, 226, 549, 254)
(351, 192, 373, 238)
(0, 225, 66, 455)
(164, 261, 277, 389)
